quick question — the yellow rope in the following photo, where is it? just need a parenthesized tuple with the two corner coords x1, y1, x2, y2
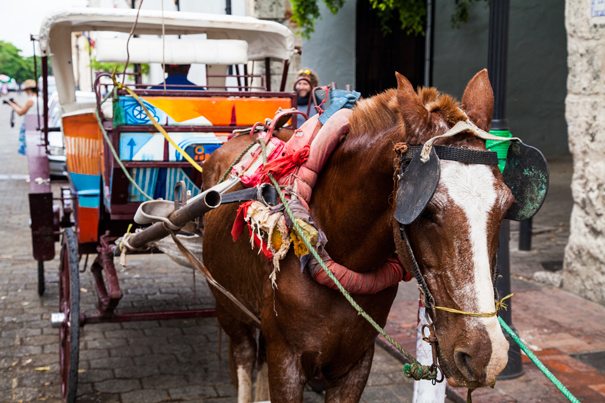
(434, 294, 514, 318)
(111, 75, 204, 173)
(119, 223, 133, 252)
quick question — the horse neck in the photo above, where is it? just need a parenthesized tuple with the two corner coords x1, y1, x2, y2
(309, 125, 400, 272)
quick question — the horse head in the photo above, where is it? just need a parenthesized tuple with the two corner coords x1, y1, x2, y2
(394, 70, 512, 389)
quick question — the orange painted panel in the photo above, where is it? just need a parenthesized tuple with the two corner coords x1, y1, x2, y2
(77, 206, 99, 244)
(145, 97, 293, 126)
(62, 112, 102, 175)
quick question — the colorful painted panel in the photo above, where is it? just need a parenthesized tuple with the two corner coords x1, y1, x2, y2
(128, 168, 200, 202)
(77, 206, 99, 244)
(62, 112, 102, 176)
(114, 96, 293, 127)
(119, 132, 228, 162)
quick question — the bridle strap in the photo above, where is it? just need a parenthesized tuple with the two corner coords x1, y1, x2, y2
(398, 223, 435, 309)
(399, 223, 513, 318)
(420, 120, 521, 163)
(401, 145, 499, 166)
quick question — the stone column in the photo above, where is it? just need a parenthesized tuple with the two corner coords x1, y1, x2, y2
(249, 0, 301, 91)
(564, 0, 605, 305)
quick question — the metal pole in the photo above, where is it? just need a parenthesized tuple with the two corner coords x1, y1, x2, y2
(519, 217, 533, 250)
(30, 35, 41, 132)
(280, 59, 289, 92)
(423, 0, 434, 87)
(127, 190, 221, 249)
(265, 57, 271, 91)
(42, 56, 49, 149)
(131, 0, 141, 85)
(488, 0, 524, 380)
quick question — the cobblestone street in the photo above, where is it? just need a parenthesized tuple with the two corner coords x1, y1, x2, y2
(0, 95, 429, 402)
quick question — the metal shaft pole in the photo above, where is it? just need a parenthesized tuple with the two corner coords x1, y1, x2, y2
(488, 0, 524, 380)
(42, 57, 49, 149)
(519, 217, 532, 251)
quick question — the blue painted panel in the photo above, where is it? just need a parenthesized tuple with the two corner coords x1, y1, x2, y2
(164, 168, 200, 201)
(128, 167, 160, 202)
(119, 132, 226, 162)
(117, 97, 161, 125)
(127, 167, 200, 202)
(79, 195, 100, 208)
(119, 133, 155, 160)
(70, 172, 101, 193)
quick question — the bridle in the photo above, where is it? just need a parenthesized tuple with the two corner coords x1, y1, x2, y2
(395, 143, 502, 312)
(393, 119, 520, 381)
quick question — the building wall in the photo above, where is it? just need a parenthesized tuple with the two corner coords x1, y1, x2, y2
(252, 0, 301, 92)
(301, 0, 356, 88)
(564, 0, 605, 306)
(432, 0, 568, 158)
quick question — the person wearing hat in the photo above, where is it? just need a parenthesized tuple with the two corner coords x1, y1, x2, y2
(294, 68, 322, 127)
(5, 79, 39, 155)
(6, 79, 38, 117)
(151, 64, 203, 91)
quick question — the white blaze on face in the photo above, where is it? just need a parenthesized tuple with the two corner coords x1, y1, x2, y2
(440, 161, 509, 381)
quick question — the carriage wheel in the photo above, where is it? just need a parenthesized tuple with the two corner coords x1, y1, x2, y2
(59, 228, 80, 403)
(38, 261, 45, 296)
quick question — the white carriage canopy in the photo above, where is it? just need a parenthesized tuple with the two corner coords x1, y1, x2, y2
(38, 8, 295, 107)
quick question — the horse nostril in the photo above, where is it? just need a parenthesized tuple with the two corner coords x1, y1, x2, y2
(454, 350, 479, 382)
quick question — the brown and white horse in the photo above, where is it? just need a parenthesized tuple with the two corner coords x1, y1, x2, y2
(201, 69, 510, 402)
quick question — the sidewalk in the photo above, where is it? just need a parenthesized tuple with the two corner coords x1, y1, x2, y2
(381, 156, 605, 402)
(0, 95, 424, 402)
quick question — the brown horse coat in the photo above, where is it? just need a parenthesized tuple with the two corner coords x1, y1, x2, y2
(201, 70, 510, 402)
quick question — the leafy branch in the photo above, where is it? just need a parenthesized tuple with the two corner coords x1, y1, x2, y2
(290, 0, 487, 38)
(89, 58, 150, 76)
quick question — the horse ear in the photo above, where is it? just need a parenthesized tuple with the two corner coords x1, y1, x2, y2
(461, 69, 494, 131)
(395, 72, 430, 142)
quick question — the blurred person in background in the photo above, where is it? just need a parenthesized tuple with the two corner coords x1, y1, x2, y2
(151, 64, 204, 90)
(5, 79, 39, 155)
(294, 68, 322, 127)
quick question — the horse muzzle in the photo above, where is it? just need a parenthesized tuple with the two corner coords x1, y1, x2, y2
(438, 317, 509, 389)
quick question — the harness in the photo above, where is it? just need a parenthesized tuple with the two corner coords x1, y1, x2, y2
(395, 143, 503, 311)
(393, 118, 548, 382)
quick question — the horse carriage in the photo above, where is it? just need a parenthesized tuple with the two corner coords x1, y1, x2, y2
(28, 8, 300, 402)
(27, 6, 555, 403)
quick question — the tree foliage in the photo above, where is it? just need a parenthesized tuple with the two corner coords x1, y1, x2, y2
(0, 41, 53, 83)
(0, 41, 34, 83)
(291, 0, 487, 38)
(89, 58, 150, 76)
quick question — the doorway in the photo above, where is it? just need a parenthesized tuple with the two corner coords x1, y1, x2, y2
(355, 0, 426, 97)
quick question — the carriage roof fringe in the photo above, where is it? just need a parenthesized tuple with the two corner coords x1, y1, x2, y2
(37, 8, 294, 108)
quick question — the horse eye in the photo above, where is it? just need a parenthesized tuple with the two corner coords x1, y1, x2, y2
(420, 208, 436, 222)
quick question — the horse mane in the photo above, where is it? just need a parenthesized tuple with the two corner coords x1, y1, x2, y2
(348, 89, 400, 138)
(348, 86, 467, 138)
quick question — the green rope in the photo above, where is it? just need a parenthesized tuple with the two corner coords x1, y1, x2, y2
(487, 130, 578, 402)
(217, 141, 256, 184)
(255, 138, 436, 381)
(498, 317, 580, 403)
(94, 91, 153, 200)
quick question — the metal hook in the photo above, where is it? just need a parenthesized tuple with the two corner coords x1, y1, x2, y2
(174, 181, 187, 210)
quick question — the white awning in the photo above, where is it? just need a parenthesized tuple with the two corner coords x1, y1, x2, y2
(38, 8, 294, 109)
(39, 8, 294, 60)
(95, 38, 249, 65)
